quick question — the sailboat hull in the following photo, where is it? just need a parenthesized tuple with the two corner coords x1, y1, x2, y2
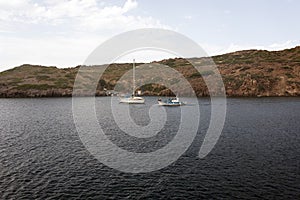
(158, 101, 184, 106)
(119, 97, 145, 104)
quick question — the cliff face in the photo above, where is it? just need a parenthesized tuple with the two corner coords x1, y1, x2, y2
(0, 47, 300, 97)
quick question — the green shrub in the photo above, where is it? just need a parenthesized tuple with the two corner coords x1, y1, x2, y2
(234, 79, 244, 89)
(54, 78, 70, 88)
(9, 78, 22, 85)
(15, 84, 52, 90)
(189, 72, 202, 78)
(189, 70, 214, 78)
(285, 73, 295, 78)
(201, 70, 215, 76)
(65, 73, 75, 78)
(224, 76, 234, 82)
(140, 83, 154, 91)
(240, 66, 251, 71)
(258, 84, 265, 92)
(281, 66, 292, 70)
(36, 75, 50, 80)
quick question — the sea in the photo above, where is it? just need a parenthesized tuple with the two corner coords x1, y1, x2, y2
(0, 97, 299, 199)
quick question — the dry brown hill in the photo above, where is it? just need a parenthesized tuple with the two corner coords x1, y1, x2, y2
(0, 46, 299, 97)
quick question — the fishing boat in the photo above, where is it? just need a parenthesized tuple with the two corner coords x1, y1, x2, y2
(119, 59, 145, 104)
(157, 97, 185, 106)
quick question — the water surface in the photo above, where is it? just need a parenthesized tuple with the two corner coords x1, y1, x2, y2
(0, 97, 299, 199)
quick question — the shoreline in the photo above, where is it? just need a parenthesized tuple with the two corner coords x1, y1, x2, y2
(1, 95, 299, 99)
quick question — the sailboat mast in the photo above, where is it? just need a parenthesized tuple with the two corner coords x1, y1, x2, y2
(133, 59, 135, 96)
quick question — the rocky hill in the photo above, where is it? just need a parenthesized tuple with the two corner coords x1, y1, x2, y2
(0, 47, 300, 97)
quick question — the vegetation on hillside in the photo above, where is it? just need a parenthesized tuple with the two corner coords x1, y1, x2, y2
(0, 47, 299, 97)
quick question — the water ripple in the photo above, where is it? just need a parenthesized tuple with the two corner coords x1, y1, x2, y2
(0, 97, 299, 199)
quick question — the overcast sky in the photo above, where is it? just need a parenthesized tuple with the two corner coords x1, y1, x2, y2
(0, 0, 299, 71)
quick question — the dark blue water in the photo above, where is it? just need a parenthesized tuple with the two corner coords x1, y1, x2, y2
(0, 97, 299, 199)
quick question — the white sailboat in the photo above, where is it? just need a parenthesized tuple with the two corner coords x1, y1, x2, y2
(119, 59, 145, 104)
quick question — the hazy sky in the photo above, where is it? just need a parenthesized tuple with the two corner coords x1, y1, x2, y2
(0, 0, 299, 71)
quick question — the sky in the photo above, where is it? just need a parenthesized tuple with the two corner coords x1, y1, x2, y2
(0, 0, 299, 71)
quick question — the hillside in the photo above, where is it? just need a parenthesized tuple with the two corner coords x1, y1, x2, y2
(0, 47, 300, 97)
